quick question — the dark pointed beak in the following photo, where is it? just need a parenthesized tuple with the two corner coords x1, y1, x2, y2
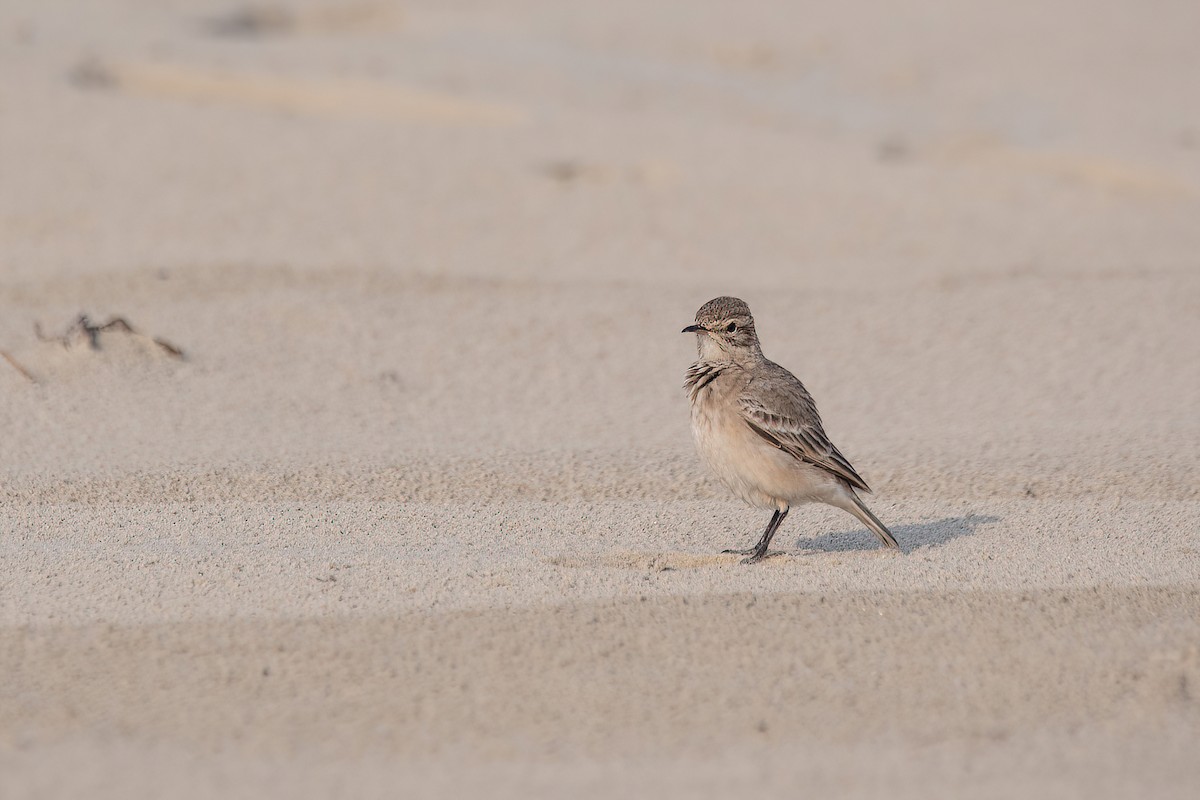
(681, 324, 704, 334)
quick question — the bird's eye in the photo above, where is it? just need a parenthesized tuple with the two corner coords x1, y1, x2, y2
(726, 323, 737, 333)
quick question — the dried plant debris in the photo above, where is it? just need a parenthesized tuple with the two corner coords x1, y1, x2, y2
(204, 6, 297, 37)
(202, 3, 399, 37)
(1, 350, 37, 383)
(536, 159, 678, 187)
(35, 314, 185, 360)
(68, 57, 117, 90)
(877, 135, 913, 163)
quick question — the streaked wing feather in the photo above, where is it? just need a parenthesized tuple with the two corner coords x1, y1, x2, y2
(739, 378, 871, 492)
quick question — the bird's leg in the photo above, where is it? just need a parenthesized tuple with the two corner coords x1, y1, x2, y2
(741, 508, 788, 564)
(722, 510, 779, 555)
(723, 508, 789, 563)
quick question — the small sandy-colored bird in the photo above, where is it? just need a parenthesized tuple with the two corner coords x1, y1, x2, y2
(683, 296, 898, 562)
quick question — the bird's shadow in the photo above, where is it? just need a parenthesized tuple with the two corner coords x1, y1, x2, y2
(795, 513, 1000, 555)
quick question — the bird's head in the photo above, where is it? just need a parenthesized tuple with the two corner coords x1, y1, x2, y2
(682, 296, 762, 360)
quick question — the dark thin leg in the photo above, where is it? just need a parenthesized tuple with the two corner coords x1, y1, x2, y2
(722, 509, 778, 556)
(723, 508, 789, 564)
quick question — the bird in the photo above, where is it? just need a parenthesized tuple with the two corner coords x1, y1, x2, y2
(682, 296, 898, 563)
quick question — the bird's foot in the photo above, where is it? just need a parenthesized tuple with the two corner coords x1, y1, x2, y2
(722, 548, 774, 564)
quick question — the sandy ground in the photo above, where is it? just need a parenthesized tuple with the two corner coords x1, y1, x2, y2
(2, 1, 1199, 797)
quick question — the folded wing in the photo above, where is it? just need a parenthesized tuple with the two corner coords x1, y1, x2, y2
(738, 371, 871, 493)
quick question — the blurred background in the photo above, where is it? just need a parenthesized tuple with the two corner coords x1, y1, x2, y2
(6, 1, 1200, 280)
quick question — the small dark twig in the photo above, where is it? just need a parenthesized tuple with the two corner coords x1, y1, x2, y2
(204, 7, 296, 37)
(34, 314, 185, 359)
(152, 337, 185, 359)
(96, 318, 135, 334)
(0, 350, 36, 383)
(69, 57, 117, 90)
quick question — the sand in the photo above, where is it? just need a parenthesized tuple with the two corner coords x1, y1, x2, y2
(2, 1, 1198, 797)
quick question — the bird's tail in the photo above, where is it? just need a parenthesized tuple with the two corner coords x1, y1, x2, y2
(846, 493, 899, 549)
